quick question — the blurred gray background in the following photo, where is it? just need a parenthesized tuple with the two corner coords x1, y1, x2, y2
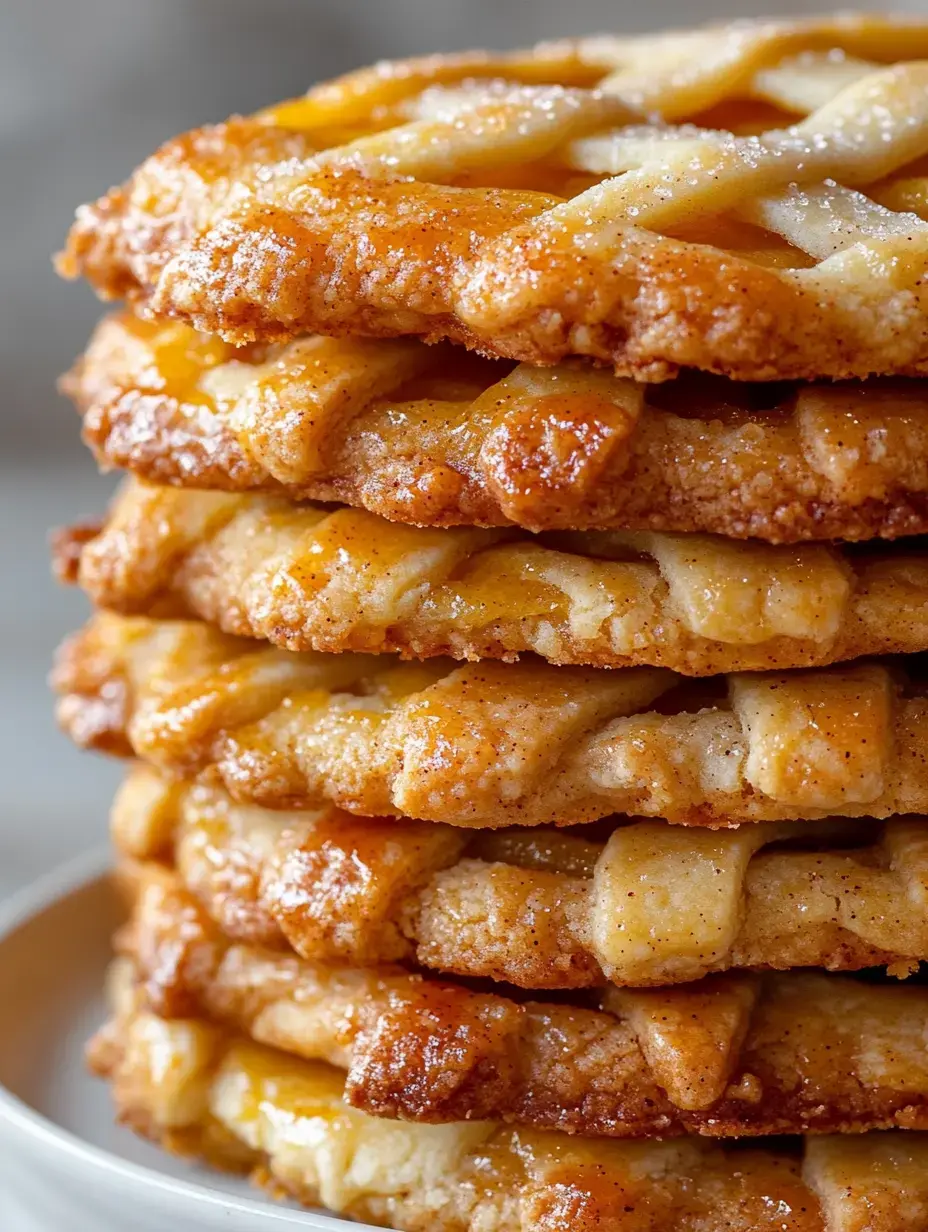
(1, 0, 922, 892)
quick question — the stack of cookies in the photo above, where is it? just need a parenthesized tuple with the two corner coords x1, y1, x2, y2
(52, 13, 928, 1229)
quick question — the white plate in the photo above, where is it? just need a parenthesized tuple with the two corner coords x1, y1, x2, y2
(0, 848, 367, 1231)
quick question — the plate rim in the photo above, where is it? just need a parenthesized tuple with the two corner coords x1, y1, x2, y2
(0, 845, 358, 1228)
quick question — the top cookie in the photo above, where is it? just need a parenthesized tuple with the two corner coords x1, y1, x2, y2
(59, 15, 928, 381)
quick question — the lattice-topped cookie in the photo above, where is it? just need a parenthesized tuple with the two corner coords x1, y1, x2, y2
(92, 965, 928, 1231)
(59, 16, 928, 382)
(58, 478, 928, 674)
(54, 612, 928, 827)
(113, 867, 928, 1138)
(113, 764, 928, 988)
(64, 312, 928, 542)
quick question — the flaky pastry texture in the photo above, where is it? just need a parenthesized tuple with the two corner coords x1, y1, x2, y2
(113, 866, 928, 1139)
(58, 478, 928, 675)
(60, 16, 928, 382)
(113, 764, 928, 988)
(54, 612, 928, 827)
(92, 962, 928, 1232)
(65, 312, 928, 541)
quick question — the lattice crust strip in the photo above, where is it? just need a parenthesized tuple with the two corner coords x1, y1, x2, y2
(59, 478, 928, 675)
(65, 312, 928, 544)
(113, 764, 928, 989)
(113, 864, 928, 1139)
(59, 16, 928, 382)
(54, 611, 928, 827)
(94, 962, 928, 1232)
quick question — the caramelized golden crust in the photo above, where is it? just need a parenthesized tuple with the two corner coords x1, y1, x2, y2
(117, 868, 928, 1139)
(65, 313, 928, 542)
(54, 612, 928, 827)
(96, 968, 928, 1232)
(62, 478, 928, 675)
(114, 765, 928, 988)
(59, 17, 928, 381)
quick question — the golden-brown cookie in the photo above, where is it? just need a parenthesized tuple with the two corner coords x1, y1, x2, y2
(54, 612, 928, 827)
(60, 16, 928, 382)
(64, 312, 928, 541)
(113, 764, 928, 988)
(112, 867, 928, 1139)
(93, 969, 928, 1232)
(58, 478, 928, 674)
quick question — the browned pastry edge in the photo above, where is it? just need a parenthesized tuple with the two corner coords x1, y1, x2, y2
(64, 311, 928, 542)
(51, 612, 928, 828)
(59, 477, 928, 675)
(59, 147, 928, 385)
(91, 993, 928, 1232)
(112, 763, 928, 990)
(57, 17, 928, 382)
